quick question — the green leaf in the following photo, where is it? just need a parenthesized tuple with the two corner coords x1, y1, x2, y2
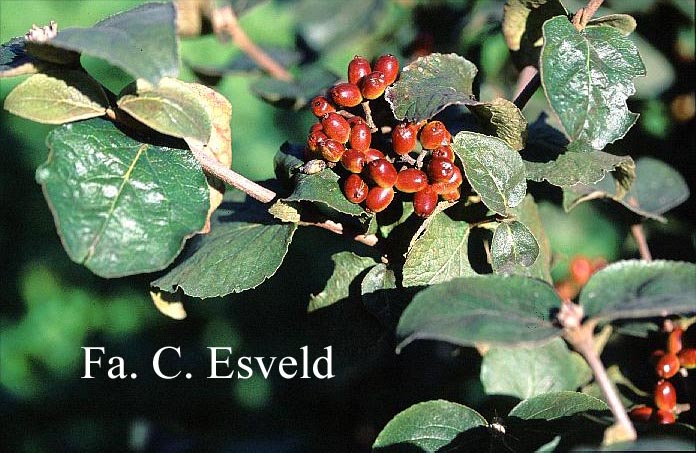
(361, 263, 407, 330)
(563, 157, 689, 221)
(491, 220, 540, 274)
(117, 78, 212, 143)
(152, 192, 297, 298)
(468, 98, 528, 151)
(0, 37, 37, 77)
(307, 252, 377, 312)
(251, 65, 338, 110)
(268, 199, 301, 223)
(37, 118, 209, 278)
(481, 338, 592, 400)
(45, 3, 178, 84)
(397, 275, 561, 350)
(385, 53, 478, 122)
(508, 196, 552, 283)
(580, 260, 696, 322)
(587, 14, 637, 36)
(372, 400, 488, 452)
(274, 142, 305, 187)
(285, 169, 367, 217)
(508, 391, 608, 420)
(540, 16, 645, 150)
(402, 212, 475, 287)
(502, 0, 568, 68)
(4, 69, 108, 123)
(524, 151, 635, 188)
(453, 132, 527, 216)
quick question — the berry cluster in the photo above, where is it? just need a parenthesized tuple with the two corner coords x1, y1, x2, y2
(629, 325, 696, 424)
(554, 255, 607, 300)
(303, 55, 464, 217)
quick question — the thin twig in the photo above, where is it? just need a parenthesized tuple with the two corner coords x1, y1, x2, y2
(190, 146, 276, 203)
(513, 69, 540, 110)
(361, 101, 378, 132)
(631, 223, 653, 261)
(212, 6, 292, 81)
(298, 218, 379, 247)
(560, 303, 637, 445)
(572, 0, 604, 31)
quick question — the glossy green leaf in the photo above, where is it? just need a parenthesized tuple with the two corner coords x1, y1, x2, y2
(251, 65, 338, 110)
(397, 275, 561, 351)
(453, 132, 527, 216)
(563, 157, 689, 222)
(402, 212, 475, 287)
(152, 193, 297, 298)
(117, 78, 212, 143)
(491, 220, 540, 274)
(4, 69, 108, 123)
(468, 98, 527, 151)
(385, 53, 478, 122)
(481, 338, 592, 400)
(525, 151, 635, 188)
(508, 196, 552, 283)
(0, 37, 37, 77)
(45, 2, 178, 84)
(540, 16, 645, 151)
(37, 118, 209, 278)
(307, 252, 377, 312)
(508, 391, 608, 420)
(580, 260, 696, 322)
(284, 169, 367, 217)
(502, 0, 567, 68)
(372, 400, 488, 452)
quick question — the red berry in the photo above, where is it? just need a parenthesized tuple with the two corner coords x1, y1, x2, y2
(555, 279, 580, 300)
(321, 112, 351, 143)
(395, 168, 428, 193)
(330, 82, 363, 107)
(628, 405, 653, 423)
(668, 328, 684, 354)
(319, 139, 346, 162)
(349, 119, 371, 151)
(427, 157, 455, 182)
(569, 256, 594, 287)
(364, 148, 385, 162)
(678, 348, 696, 368)
(440, 187, 461, 202)
(419, 121, 450, 149)
(360, 71, 387, 100)
(310, 96, 336, 117)
(309, 122, 324, 134)
(374, 54, 399, 85)
(629, 406, 654, 423)
(431, 166, 463, 194)
(654, 409, 676, 424)
(654, 380, 677, 411)
(365, 186, 394, 213)
(432, 144, 455, 162)
(392, 122, 418, 155)
(366, 158, 398, 188)
(413, 186, 438, 218)
(307, 130, 327, 152)
(341, 148, 366, 173)
(343, 174, 368, 204)
(656, 353, 680, 379)
(348, 55, 371, 85)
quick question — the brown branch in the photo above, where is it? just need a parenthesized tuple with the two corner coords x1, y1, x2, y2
(572, 0, 604, 31)
(631, 223, 653, 261)
(513, 67, 541, 110)
(298, 218, 379, 247)
(212, 6, 292, 81)
(190, 146, 276, 203)
(560, 302, 637, 445)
